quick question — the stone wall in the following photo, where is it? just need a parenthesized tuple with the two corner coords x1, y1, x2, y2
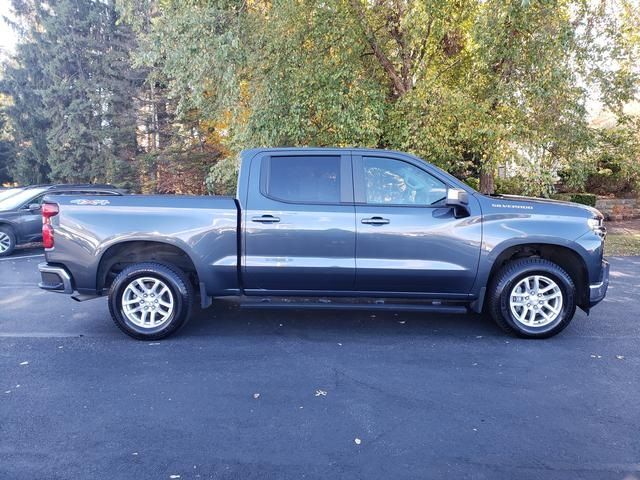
(595, 197, 640, 221)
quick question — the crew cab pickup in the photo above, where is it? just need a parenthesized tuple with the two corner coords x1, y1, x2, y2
(38, 148, 609, 340)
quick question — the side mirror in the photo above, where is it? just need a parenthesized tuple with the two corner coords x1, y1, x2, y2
(445, 188, 469, 207)
(445, 188, 469, 218)
(28, 203, 42, 213)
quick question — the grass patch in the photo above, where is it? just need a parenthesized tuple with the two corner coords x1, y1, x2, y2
(605, 233, 640, 256)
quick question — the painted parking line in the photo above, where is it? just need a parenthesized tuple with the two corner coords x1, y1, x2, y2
(0, 253, 45, 261)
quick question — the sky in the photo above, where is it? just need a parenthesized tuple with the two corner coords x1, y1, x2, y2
(0, 1, 18, 61)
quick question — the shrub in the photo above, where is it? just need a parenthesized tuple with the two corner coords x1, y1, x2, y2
(494, 176, 527, 196)
(464, 177, 479, 191)
(584, 124, 640, 196)
(569, 193, 597, 207)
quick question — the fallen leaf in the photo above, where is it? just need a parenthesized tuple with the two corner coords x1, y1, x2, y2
(616, 355, 625, 360)
(169, 476, 181, 479)
(253, 393, 260, 399)
(19, 361, 28, 366)
(354, 438, 362, 445)
(315, 390, 327, 397)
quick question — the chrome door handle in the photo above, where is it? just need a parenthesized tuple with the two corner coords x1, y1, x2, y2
(361, 217, 390, 225)
(252, 215, 280, 223)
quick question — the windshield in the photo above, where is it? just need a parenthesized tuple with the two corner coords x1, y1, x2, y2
(0, 188, 48, 211)
(0, 188, 24, 203)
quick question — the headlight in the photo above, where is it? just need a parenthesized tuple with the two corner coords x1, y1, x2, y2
(588, 218, 606, 238)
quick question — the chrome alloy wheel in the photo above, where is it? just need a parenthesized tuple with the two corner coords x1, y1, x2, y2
(0, 232, 10, 254)
(121, 277, 174, 329)
(509, 275, 563, 327)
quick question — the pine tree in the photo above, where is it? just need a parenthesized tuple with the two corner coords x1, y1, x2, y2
(3, 0, 141, 186)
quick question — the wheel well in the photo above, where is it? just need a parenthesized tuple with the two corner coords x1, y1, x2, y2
(0, 222, 15, 232)
(489, 244, 589, 309)
(97, 241, 199, 293)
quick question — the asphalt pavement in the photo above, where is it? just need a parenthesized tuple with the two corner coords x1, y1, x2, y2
(1, 249, 639, 479)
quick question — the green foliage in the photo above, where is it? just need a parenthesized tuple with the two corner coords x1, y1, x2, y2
(206, 156, 238, 195)
(464, 177, 479, 191)
(569, 193, 597, 207)
(117, 0, 639, 196)
(1, 0, 638, 194)
(586, 122, 640, 196)
(2, 0, 140, 186)
(494, 176, 527, 196)
(0, 96, 15, 184)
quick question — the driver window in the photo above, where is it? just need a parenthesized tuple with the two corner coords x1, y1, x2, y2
(24, 194, 46, 208)
(362, 157, 446, 206)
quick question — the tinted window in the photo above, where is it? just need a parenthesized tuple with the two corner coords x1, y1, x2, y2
(266, 155, 341, 203)
(0, 188, 48, 210)
(362, 157, 446, 206)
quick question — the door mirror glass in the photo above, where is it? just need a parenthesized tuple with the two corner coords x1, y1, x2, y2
(28, 203, 42, 212)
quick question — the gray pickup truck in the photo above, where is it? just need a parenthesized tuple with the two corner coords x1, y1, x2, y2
(38, 148, 609, 340)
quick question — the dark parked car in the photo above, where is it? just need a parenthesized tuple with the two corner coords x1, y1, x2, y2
(38, 148, 609, 340)
(0, 184, 124, 257)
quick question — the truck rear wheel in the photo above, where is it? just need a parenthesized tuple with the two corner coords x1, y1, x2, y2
(108, 262, 194, 340)
(487, 258, 576, 339)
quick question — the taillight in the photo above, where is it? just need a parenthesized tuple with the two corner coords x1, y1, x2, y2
(42, 203, 59, 220)
(42, 202, 59, 249)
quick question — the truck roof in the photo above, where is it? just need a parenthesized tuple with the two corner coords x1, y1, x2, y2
(240, 147, 412, 157)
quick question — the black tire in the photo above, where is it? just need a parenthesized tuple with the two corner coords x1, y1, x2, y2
(0, 225, 16, 258)
(108, 262, 194, 340)
(487, 258, 576, 339)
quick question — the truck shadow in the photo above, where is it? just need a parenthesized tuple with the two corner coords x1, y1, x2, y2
(180, 299, 506, 340)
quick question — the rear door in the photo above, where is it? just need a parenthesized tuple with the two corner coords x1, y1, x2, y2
(353, 153, 482, 295)
(242, 151, 356, 292)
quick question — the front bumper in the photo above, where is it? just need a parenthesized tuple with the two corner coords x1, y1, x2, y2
(38, 262, 74, 294)
(589, 260, 610, 306)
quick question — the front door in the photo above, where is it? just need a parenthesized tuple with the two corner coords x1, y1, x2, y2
(243, 151, 356, 292)
(353, 154, 482, 295)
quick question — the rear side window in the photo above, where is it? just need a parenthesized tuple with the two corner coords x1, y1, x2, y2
(265, 155, 341, 203)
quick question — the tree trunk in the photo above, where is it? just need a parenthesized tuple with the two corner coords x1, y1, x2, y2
(480, 169, 495, 195)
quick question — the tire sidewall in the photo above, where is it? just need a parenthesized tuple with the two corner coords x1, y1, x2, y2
(0, 226, 16, 258)
(497, 265, 575, 337)
(109, 264, 191, 339)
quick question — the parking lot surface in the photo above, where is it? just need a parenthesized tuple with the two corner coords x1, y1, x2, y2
(1, 250, 639, 479)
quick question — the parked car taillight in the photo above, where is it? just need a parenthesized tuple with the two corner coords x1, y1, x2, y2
(42, 203, 59, 249)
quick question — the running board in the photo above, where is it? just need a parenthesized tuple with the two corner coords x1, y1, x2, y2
(240, 298, 468, 314)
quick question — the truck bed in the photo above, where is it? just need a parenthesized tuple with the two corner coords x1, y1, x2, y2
(44, 194, 240, 296)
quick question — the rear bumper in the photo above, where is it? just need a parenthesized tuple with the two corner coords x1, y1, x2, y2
(38, 262, 74, 294)
(589, 260, 609, 306)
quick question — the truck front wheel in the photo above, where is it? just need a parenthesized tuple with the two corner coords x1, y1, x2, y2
(108, 262, 194, 340)
(487, 258, 576, 339)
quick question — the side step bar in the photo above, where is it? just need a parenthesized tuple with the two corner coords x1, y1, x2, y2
(240, 298, 468, 314)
